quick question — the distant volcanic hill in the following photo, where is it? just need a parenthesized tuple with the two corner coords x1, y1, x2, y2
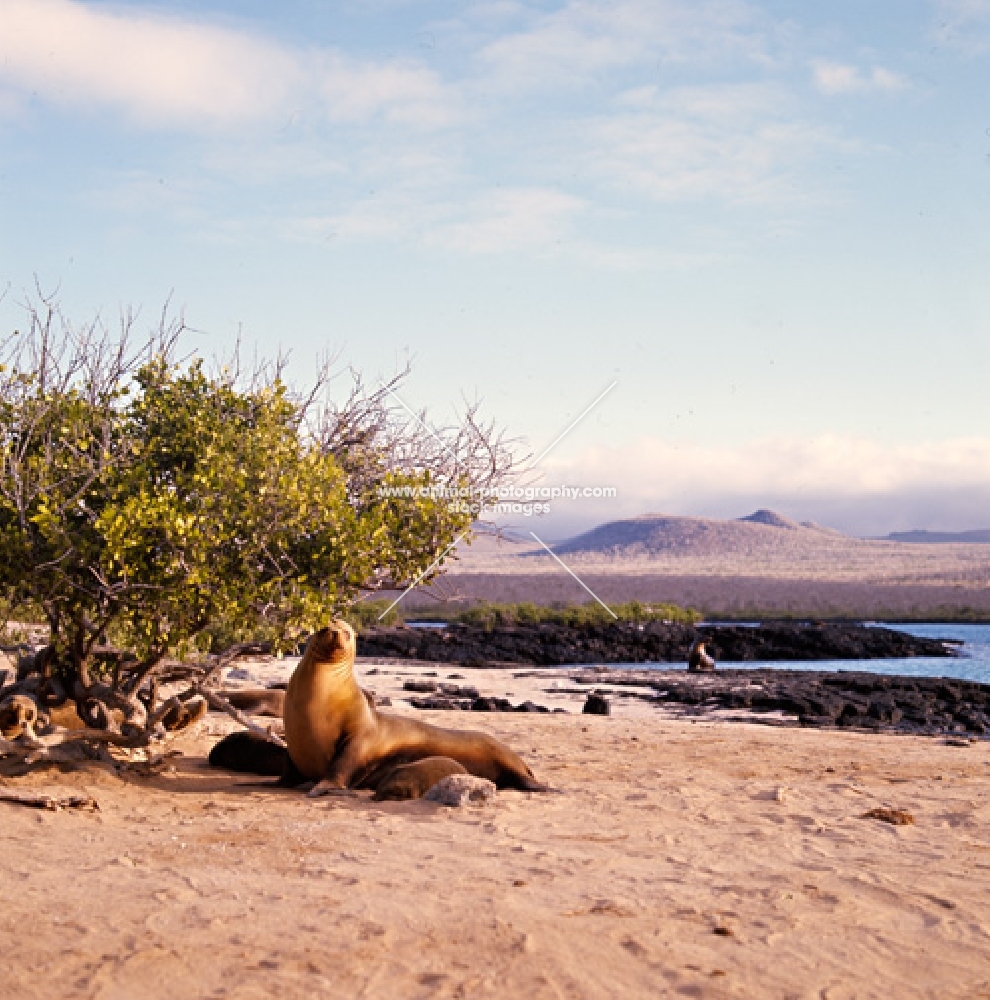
(737, 508, 799, 529)
(549, 510, 835, 559)
(429, 510, 990, 615)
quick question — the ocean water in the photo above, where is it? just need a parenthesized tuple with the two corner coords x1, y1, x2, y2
(609, 623, 990, 685)
(402, 618, 990, 684)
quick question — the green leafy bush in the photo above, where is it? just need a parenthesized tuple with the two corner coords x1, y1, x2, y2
(401, 600, 700, 630)
(0, 298, 513, 689)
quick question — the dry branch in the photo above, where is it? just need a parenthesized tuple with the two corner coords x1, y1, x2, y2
(199, 689, 287, 748)
(0, 789, 99, 811)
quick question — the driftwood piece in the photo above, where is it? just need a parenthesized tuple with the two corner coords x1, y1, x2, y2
(0, 789, 99, 811)
(200, 690, 287, 748)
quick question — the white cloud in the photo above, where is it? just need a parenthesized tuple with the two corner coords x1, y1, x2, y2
(289, 194, 437, 244)
(477, 0, 773, 89)
(935, 0, 990, 52)
(533, 434, 990, 536)
(584, 84, 854, 204)
(427, 188, 586, 254)
(812, 61, 909, 95)
(0, 0, 453, 130)
(553, 434, 990, 499)
(282, 185, 586, 256)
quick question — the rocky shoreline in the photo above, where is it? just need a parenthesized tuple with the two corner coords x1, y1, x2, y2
(569, 668, 990, 738)
(361, 660, 990, 739)
(358, 621, 954, 666)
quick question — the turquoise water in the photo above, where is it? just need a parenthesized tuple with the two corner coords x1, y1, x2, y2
(607, 623, 990, 685)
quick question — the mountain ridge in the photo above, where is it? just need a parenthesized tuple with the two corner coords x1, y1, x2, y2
(550, 509, 834, 558)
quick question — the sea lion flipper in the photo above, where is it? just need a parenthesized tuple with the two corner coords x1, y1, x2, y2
(277, 753, 308, 788)
(308, 779, 357, 798)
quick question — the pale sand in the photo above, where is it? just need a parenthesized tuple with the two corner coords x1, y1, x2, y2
(3, 660, 990, 999)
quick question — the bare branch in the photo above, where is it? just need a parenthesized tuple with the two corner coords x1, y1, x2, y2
(198, 689, 286, 747)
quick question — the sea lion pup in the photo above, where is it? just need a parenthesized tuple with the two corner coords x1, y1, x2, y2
(372, 756, 468, 801)
(284, 622, 546, 793)
(688, 638, 716, 672)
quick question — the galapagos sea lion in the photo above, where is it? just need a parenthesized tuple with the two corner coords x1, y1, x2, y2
(158, 695, 209, 733)
(208, 731, 292, 776)
(0, 694, 40, 740)
(372, 756, 468, 801)
(284, 622, 545, 793)
(688, 638, 716, 672)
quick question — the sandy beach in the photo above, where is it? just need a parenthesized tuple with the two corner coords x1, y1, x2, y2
(3, 657, 990, 1000)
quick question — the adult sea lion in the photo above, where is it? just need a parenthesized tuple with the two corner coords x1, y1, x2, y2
(284, 622, 545, 793)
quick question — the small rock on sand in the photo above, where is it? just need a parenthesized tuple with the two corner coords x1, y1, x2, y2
(583, 693, 611, 716)
(403, 679, 438, 693)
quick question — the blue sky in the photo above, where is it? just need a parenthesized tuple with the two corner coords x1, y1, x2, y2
(1, 0, 989, 537)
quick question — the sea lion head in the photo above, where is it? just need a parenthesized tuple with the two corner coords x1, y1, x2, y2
(0, 694, 40, 739)
(304, 621, 356, 666)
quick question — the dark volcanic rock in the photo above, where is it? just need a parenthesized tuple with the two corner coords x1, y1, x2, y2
(572, 668, 990, 738)
(583, 693, 611, 716)
(407, 694, 551, 713)
(439, 683, 480, 698)
(403, 679, 438, 693)
(359, 621, 953, 666)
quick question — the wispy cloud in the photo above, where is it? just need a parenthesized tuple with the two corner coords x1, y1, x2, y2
(556, 434, 990, 498)
(476, 0, 775, 89)
(538, 434, 990, 535)
(282, 185, 585, 256)
(0, 0, 905, 273)
(812, 61, 909, 95)
(585, 84, 855, 204)
(934, 0, 990, 52)
(0, 0, 454, 130)
(426, 188, 586, 254)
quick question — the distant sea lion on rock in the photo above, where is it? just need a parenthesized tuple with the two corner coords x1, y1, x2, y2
(688, 639, 716, 672)
(284, 621, 546, 794)
(372, 756, 468, 801)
